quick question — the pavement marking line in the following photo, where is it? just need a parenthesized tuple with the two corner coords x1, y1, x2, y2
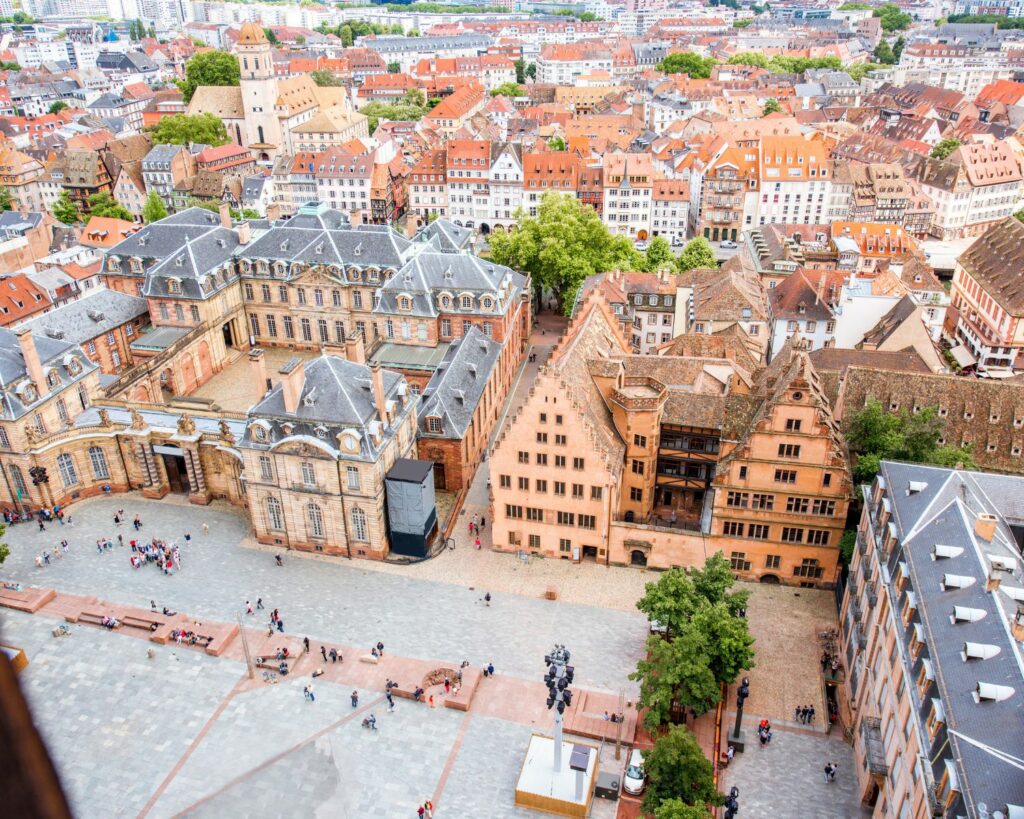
(169, 694, 386, 819)
(430, 710, 472, 808)
(137, 674, 249, 819)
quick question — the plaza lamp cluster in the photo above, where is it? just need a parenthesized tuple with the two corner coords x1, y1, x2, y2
(544, 644, 574, 771)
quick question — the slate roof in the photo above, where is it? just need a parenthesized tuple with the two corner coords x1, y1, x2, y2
(245, 355, 412, 463)
(878, 461, 1024, 816)
(0, 326, 96, 420)
(105, 206, 228, 273)
(378, 253, 522, 318)
(142, 227, 239, 300)
(418, 326, 500, 439)
(415, 218, 473, 253)
(20, 290, 147, 344)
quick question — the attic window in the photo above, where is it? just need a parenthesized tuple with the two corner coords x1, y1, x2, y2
(353, 243, 363, 257)
(951, 605, 986, 623)
(280, 240, 289, 251)
(426, 416, 442, 433)
(938, 407, 948, 417)
(890, 402, 899, 412)
(174, 256, 184, 267)
(990, 413, 1000, 423)
(964, 410, 974, 420)
(1014, 446, 1022, 457)
(987, 443, 997, 453)
(962, 642, 1000, 661)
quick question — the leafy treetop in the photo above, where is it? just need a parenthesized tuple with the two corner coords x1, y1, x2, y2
(657, 52, 717, 78)
(149, 113, 229, 147)
(641, 725, 723, 816)
(930, 138, 961, 160)
(178, 51, 240, 104)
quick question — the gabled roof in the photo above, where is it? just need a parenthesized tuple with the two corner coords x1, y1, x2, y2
(418, 326, 500, 439)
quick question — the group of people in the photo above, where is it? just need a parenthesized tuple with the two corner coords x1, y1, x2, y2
(793, 704, 816, 724)
(415, 800, 434, 818)
(128, 539, 181, 574)
(757, 718, 773, 748)
(468, 514, 486, 549)
(5, 507, 71, 527)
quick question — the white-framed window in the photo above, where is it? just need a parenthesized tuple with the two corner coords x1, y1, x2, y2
(88, 446, 109, 479)
(308, 502, 325, 539)
(352, 507, 367, 541)
(347, 466, 360, 491)
(57, 453, 78, 487)
(259, 455, 273, 481)
(301, 461, 316, 486)
(267, 496, 283, 530)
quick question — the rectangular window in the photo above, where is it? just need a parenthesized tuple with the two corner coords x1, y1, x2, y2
(765, 554, 781, 569)
(279, 286, 288, 303)
(812, 499, 836, 516)
(557, 511, 575, 526)
(262, 284, 272, 302)
(723, 521, 744, 537)
(536, 479, 547, 493)
(301, 319, 312, 342)
(537, 432, 548, 443)
(726, 491, 749, 508)
(318, 319, 329, 343)
(747, 524, 769, 540)
(555, 455, 566, 468)
(314, 288, 324, 306)
(559, 538, 572, 553)
(335, 321, 345, 342)
(283, 316, 294, 339)
(249, 314, 260, 336)
(526, 507, 543, 521)
(529, 534, 540, 548)
(591, 485, 602, 500)
(500, 474, 511, 488)
(751, 493, 774, 510)
(785, 419, 802, 431)
(630, 487, 643, 502)
(786, 496, 809, 514)
(301, 462, 316, 486)
(536, 453, 548, 466)
(518, 451, 528, 464)
(539, 413, 547, 423)
(578, 515, 596, 529)
(266, 314, 278, 337)
(555, 415, 563, 425)
(441, 319, 451, 337)
(190, 305, 200, 323)
(775, 469, 797, 484)
(347, 466, 360, 491)
(244, 282, 254, 300)
(730, 551, 751, 570)
(518, 477, 529, 490)
(573, 457, 585, 470)
(572, 483, 584, 499)
(781, 527, 804, 543)
(807, 529, 830, 545)
(297, 288, 307, 305)
(631, 459, 644, 475)
(778, 444, 801, 458)
(555, 434, 567, 446)
(505, 504, 523, 519)
(259, 455, 273, 481)
(353, 291, 363, 309)
(634, 434, 647, 447)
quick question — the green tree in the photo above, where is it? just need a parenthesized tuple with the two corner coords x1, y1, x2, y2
(654, 799, 715, 819)
(762, 97, 782, 114)
(525, 62, 536, 80)
(408, 29, 421, 36)
(689, 551, 749, 615)
(340, 25, 354, 47)
(387, 61, 401, 73)
(360, 89, 430, 133)
(874, 3, 912, 31)
(52, 190, 79, 225)
(732, 18, 754, 27)
(874, 40, 896, 64)
(142, 190, 168, 224)
(487, 191, 643, 313)
(263, 27, 279, 45)
(0, 522, 8, 566)
(839, 530, 857, 565)
(727, 52, 769, 68)
(149, 113, 229, 146)
(0, 187, 11, 213)
(0, 61, 20, 70)
(178, 51, 240, 104)
(642, 725, 722, 816)
(86, 191, 133, 220)
(48, 100, 69, 114)
(515, 57, 526, 83)
(296, 34, 305, 44)
(931, 138, 961, 160)
(677, 236, 717, 272)
(644, 236, 675, 272)
(579, 11, 600, 21)
(846, 399, 977, 483)
(491, 81, 523, 98)
(311, 69, 343, 87)
(547, 135, 566, 151)
(838, 1, 872, 8)
(633, 628, 720, 729)
(847, 62, 883, 81)
(657, 52, 716, 78)
(893, 35, 906, 61)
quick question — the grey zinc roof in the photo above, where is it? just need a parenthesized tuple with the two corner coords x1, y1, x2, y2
(0, 327, 96, 420)
(19, 290, 147, 344)
(0, 211, 43, 235)
(242, 175, 265, 203)
(129, 325, 189, 352)
(245, 355, 413, 463)
(416, 218, 473, 253)
(881, 461, 1024, 815)
(144, 144, 184, 164)
(369, 341, 450, 371)
(418, 327, 500, 439)
(238, 215, 413, 270)
(142, 227, 238, 300)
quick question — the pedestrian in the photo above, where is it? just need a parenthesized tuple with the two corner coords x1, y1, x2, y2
(351, 690, 359, 707)
(321, 645, 328, 661)
(829, 762, 837, 782)
(376, 640, 384, 656)
(807, 705, 816, 724)
(386, 690, 395, 712)
(303, 685, 310, 701)
(479, 516, 486, 531)
(424, 800, 433, 818)
(307, 682, 315, 703)
(184, 532, 192, 546)
(202, 522, 209, 535)
(444, 677, 451, 694)
(133, 514, 141, 530)
(277, 619, 284, 632)
(794, 705, 801, 722)
(726, 744, 735, 764)
(759, 730, 768, 749)
(271, 608, 279, 623)
(303, 636, 310, 654)
(824, 762, 835, 783)
(114, 513, 121, 526)
(474, 535, 481, 550)
(246, 600, 254, 615)
(417, 806, 425, 819)
(329, 648, 338, 663)
(484, 592, 491, 606)
(60, 539, 68, 553)
(256, 598, 264, 610)
(38, 519, 45, 532)
(117, 534, 123, 548)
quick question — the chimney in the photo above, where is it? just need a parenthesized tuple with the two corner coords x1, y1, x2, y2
(975, 512, 997, 542)
(237, 221, 251, 245)
(15, 327, 45, 394)
(249, 347, 269, 400)
(278, 356, 305, 414)
(266, 203, 282, 222)
(986, 568, 1002, 593)
(405, 215, 420, 238)
(219, 201, 232, 229)
(369, 361, 389, 426)
(349, 209, 363, 229)
(345, 331, 365, 364)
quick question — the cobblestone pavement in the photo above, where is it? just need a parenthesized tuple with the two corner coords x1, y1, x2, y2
(720, 725, 869, 819)
(1, 497, 646, 693)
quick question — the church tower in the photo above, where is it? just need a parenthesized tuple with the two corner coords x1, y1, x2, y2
(235, 22, 281, 160)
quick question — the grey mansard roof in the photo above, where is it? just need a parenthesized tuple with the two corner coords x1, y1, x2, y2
(879, 461, 1024, 816)
(142, 227, 239, 300)
(376, 253, 524, 318)
(20, 290, 148, 344)
(415, 218, 473, 253)
(0, 327, 96, 420)
(418, 326, 500, 439)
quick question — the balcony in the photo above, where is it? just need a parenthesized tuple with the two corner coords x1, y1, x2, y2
(859, 717, 888, 779)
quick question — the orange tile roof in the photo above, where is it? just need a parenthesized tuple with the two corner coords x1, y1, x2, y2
(80, 217, 138, 248)
(0, 274, 51, 325)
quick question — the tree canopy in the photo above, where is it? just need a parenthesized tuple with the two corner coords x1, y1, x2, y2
(874, 3, 912, 31)
(487, 191, 643, 313)
(762, 97, 782, 115)
(642, 725, 723, 816)
(52, 191, 79, 225)
(149, 113, 229, 146)
(491, 82, 523, 98)
(86, 192, 133, 221)
(48, 100, 69, 114)
(143, 191, 168, 224)
(930, 138, 961, 160)
(178, 51, 240, 104)
(311, 69, 343, 87)
(653, 800, 714, 819)
(846, 399, 976, 483)
(727, 52, 843, 73)
(547, 135, 566, 151)
(0, 187, 11, 214)
(657, 52, 717, 79)
(644, 236, 675, 272)
(677, 236, 717, 272)
(359, 89, 429, 134)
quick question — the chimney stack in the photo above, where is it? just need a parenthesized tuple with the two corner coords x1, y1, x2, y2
(266, 203, 282, 222)
(15, 327, 46, 395)
(405, 216, 420, 238)
(237, 221, 251, 245)
(345, 331, 365, 364)
(278, 356, 305, 414)
(350, 209, 363, 229)
(249, 347, 269, 401)
(369, 361, 389, 427)
(1012, 606, 1024, 642)
(975, 513, 997, 542)
(219, 201, 232, 229)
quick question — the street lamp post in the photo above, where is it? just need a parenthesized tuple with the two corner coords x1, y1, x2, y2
(731, 676, 750, 753)
(543, 644, 574, 772)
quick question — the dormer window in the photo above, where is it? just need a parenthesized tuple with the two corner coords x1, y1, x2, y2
(130, 257, 142, 272)
(461, 295, 472, 309)
(427, 416, 442, 433)
(46, 370, 60, 388)
(168, 279, 182, 294)
(253, 425, 267, 442)
(107, 256, 120, 271)
(482, 297, 493, 310)
(440, 295, 451, 309)
(399, 296, 412, 311)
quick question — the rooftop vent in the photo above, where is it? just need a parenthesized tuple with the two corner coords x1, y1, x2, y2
(951, 605, 987, 624)
(932, 544, 964, 560)
(962, 642, 1001, 661)
(943, 574, 978, 591)
(907, 480, 927, 495)
(973, 682, 1014, 703)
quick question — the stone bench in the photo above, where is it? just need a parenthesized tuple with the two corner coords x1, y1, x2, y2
(359, 654, 379, 664)
(73, 611, 121, 629)
(0, 585, 55, 613)
(121, 615, 163, 633)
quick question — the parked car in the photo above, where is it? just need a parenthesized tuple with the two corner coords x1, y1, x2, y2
(720, 239, 737, 249)
(623, 748, 646, 795)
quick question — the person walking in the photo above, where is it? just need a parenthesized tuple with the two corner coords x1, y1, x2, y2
(256, 598, 264, 610)
(351, 690, 359, 708)
(307, 682, 315, 703)
(807, 705, 816, 724)
(484, 592, 491, 606)
(133, 514, 141, 530)
(304, 685, 310, 701)
(386, 689, 395, 712)
(824, 762, 835, 783)
(320, 645, 328, 662)
(474, 535, 481, 550)
(329, 648, 338, 663)
(376, 641, 384, 657)
(246, 601, 254, 615)
(202, 522, 210, 536)
(303, 636, 310, 654)
(479, 517, 486, 531)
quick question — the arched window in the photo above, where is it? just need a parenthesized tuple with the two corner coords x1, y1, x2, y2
(308, 503, 325, 539)
(267, 496, 283, 530)
(56, 453, 78, 487)
(8, 464, 26, 497)
(88, 446, 109, 479)
(352, 507, 367, 541)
